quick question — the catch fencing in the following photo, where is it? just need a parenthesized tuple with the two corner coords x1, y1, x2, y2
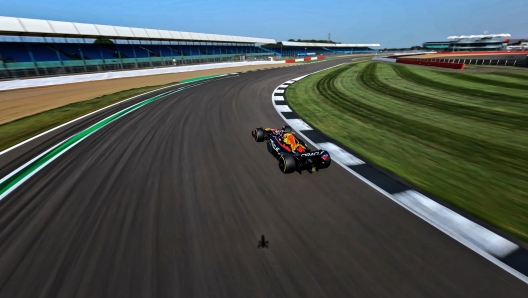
(396, 59, 465, 69)
(400, 58, 527, 67)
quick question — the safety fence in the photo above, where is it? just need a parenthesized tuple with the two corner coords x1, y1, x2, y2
(432, 51, 528, 55)
(396, 59, 465, 69)
(398, 58, 527, 67)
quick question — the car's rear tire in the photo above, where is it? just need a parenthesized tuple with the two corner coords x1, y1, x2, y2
(279, 154, 296, 173)
(254, 128, 265, 142)
(318, 153, 332, 169)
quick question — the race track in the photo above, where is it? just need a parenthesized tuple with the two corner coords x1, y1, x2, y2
(0, 58, 527, 297)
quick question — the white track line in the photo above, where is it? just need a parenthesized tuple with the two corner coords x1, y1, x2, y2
(0, 75, 229, 156)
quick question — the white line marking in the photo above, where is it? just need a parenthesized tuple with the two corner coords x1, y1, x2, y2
(0, 104, 144, 201)
(1, 130, 95, 201)
(0, 75, 233, 156)
(0, 79, 219, 201)
(315, 142, 364, 166)
(0, 82, 182, 156)
(0, 139, 68, 186)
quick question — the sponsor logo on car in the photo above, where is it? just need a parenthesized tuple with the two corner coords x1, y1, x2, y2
(300, 151, 322, 157)
(271, 139, 281, 153)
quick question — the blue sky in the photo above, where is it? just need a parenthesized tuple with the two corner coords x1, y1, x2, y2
(2, 0, 527, 48)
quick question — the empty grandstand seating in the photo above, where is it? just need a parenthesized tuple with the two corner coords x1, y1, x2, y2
(260, 45, 376, 56)
(0, 43, 32, 62)
(0, 40, 272, 78)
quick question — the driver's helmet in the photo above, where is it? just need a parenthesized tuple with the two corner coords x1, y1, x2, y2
(282, 125, 294, 134)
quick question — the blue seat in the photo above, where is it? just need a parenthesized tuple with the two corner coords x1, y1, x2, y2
(26, 43, 60, 62)
(0, 42, 32, 62)
(78, 44, 103, 60)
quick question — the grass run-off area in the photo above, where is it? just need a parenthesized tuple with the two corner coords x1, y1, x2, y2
(0, 81, 180, 152)
(286, 61, 528, 242)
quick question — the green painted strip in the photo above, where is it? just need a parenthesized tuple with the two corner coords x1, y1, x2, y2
(0, 94, 159, 195)
(0, 74, 226, 198)
(181, 74, 225, 83)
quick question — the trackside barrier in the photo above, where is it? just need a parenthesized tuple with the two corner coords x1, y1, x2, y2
(434, 51, 528, 55)
(408, 58, 526, 67)
(372, 57, 397, 63)
(285, 56, 326, 63)
(0, 60, 285, 91)
(396, 59, 465, 70)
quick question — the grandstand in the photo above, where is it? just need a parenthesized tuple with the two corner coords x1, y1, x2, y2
(423, 34, 528, 52)
(0, 16, 275, 79)
(262, 41, 380, 56)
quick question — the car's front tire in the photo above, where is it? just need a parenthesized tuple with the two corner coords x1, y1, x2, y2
(279, 154, 297, 173)
(254, 128, 265, 142)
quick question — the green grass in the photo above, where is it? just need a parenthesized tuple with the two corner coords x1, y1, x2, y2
(0, 81, 180, 152)
(286, 61, 528, 242)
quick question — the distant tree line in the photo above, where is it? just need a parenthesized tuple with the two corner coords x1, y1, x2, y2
(287, 39, 342, 44)
(94, 37, 114, 44)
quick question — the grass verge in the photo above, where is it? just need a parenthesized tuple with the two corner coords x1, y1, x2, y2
(286, 61, 528, 243)
(0, 81, 180, 152)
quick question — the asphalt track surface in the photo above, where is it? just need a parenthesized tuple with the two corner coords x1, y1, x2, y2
(0, 58, 527, 297)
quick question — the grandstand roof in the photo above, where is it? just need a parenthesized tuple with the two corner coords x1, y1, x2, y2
(280, 41, 380, 47)
(447, 34, 511, 40)
(0, 16, 276, 44)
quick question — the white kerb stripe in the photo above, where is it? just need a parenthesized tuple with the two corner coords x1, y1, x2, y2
(273, 95, 285, 101)
(286, 119, 313, 131)
(393, 190, 518, 258)
(316, 142, 364, 166)
(275, 105, 292, 112)
(278, 84, 289, 88)
(274, 89, 284, 94)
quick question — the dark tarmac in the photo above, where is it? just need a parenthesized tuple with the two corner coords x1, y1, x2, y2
(0, 58, 527, 297)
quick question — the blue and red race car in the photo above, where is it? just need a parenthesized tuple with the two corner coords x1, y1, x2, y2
(251, 126, 331, 174)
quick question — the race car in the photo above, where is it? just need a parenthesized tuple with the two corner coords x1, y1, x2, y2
(251, 125, 331, 174)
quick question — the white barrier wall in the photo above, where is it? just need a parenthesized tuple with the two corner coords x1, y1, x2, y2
(372, 57, 397, 63)
(0, 60, 285, 91)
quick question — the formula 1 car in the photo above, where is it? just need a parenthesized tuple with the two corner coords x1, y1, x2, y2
(251, 125, 331, 174)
